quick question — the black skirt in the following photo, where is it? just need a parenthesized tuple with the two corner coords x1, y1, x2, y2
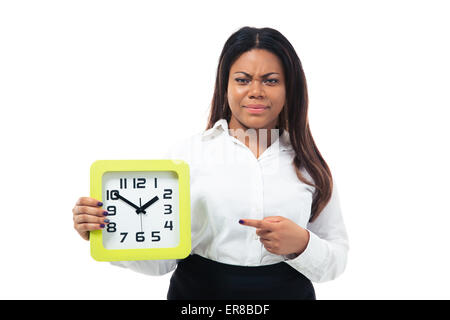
(167, 254, 315, 300)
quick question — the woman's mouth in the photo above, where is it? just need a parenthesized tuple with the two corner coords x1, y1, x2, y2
(243, 104, 269, 114)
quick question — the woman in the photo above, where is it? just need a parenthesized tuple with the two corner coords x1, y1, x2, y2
(72, 26, 349, 300)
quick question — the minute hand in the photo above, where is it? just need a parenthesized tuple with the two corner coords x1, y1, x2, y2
(114, 192, 141, 211)
(136, 196, 159, 214)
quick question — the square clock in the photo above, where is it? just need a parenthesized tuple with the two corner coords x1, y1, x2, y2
(90, 160, 191, 261)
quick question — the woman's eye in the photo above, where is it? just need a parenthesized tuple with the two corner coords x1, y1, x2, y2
(235, 78, 249, 84)
(235, 78, 279, 85)
(265, 79, 279, 85)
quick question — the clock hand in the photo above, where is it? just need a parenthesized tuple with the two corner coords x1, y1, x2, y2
(139, 197, 143, 232)
(136, 195, 159, 214)
(113, 191, 144, 213)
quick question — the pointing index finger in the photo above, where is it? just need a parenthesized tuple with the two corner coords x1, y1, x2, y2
(239, 219, 273, 231)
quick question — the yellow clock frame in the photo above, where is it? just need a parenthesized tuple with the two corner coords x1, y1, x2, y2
(90, 159, 191, 261)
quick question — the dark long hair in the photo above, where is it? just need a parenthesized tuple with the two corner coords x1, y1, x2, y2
(206, 26, 333, 221)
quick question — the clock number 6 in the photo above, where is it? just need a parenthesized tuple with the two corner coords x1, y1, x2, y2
(136, 232, 145, 242)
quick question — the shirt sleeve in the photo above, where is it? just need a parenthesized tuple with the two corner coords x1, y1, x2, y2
(285, 182, 349, 283)
(110, 259, 178, 276)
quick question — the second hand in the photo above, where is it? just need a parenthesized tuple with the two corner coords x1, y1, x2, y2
(139, 197, 143, 233)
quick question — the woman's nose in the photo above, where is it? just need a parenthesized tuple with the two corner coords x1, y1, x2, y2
(248, 80, 265, 98)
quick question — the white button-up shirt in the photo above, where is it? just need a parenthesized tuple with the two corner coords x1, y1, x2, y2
(111, 119, 349, 282)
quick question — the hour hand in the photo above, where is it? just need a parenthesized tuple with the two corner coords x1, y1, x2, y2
(113, 191, 141, 211)
(136, 196, 159, 214)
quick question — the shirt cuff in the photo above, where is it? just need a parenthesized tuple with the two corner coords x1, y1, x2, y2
(284, 230, 330, 282)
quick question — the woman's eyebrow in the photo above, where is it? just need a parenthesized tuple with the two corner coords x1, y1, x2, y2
(233, 71, 280, 77)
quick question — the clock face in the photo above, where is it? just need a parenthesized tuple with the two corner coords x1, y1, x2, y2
(102, 171, 180, 250)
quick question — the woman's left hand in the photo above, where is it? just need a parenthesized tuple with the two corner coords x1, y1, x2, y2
(239, 216, 310, 256)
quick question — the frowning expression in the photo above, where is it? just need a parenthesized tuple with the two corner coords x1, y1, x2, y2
(227, 49, 286, 130)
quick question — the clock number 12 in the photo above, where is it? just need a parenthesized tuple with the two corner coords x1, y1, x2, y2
(119, 178, 146, 189)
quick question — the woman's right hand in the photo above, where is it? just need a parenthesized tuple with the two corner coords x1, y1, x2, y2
(72, 197, 109, 241)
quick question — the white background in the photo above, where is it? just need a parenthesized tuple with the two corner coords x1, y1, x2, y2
(1, 0, 449, 299)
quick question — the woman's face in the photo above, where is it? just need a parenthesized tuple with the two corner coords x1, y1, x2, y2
(227, 49, 286, 130)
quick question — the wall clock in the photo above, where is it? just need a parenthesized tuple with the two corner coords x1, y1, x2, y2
(90, 160, 190, 261)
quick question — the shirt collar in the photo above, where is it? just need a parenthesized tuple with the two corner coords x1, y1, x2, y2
(202, 118, 293, 151)
(202, 119, 229, 138)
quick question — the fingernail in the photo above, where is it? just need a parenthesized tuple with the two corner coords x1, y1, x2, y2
(100, 224, 105, 228)
(98, 202, 103, 207)
(103, 211, 109, 216)
(239, 219, 244, 224)
(103, 219, 110, 223)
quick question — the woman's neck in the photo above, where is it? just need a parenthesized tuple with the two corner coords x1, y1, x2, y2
(228, 117, 279, 158)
